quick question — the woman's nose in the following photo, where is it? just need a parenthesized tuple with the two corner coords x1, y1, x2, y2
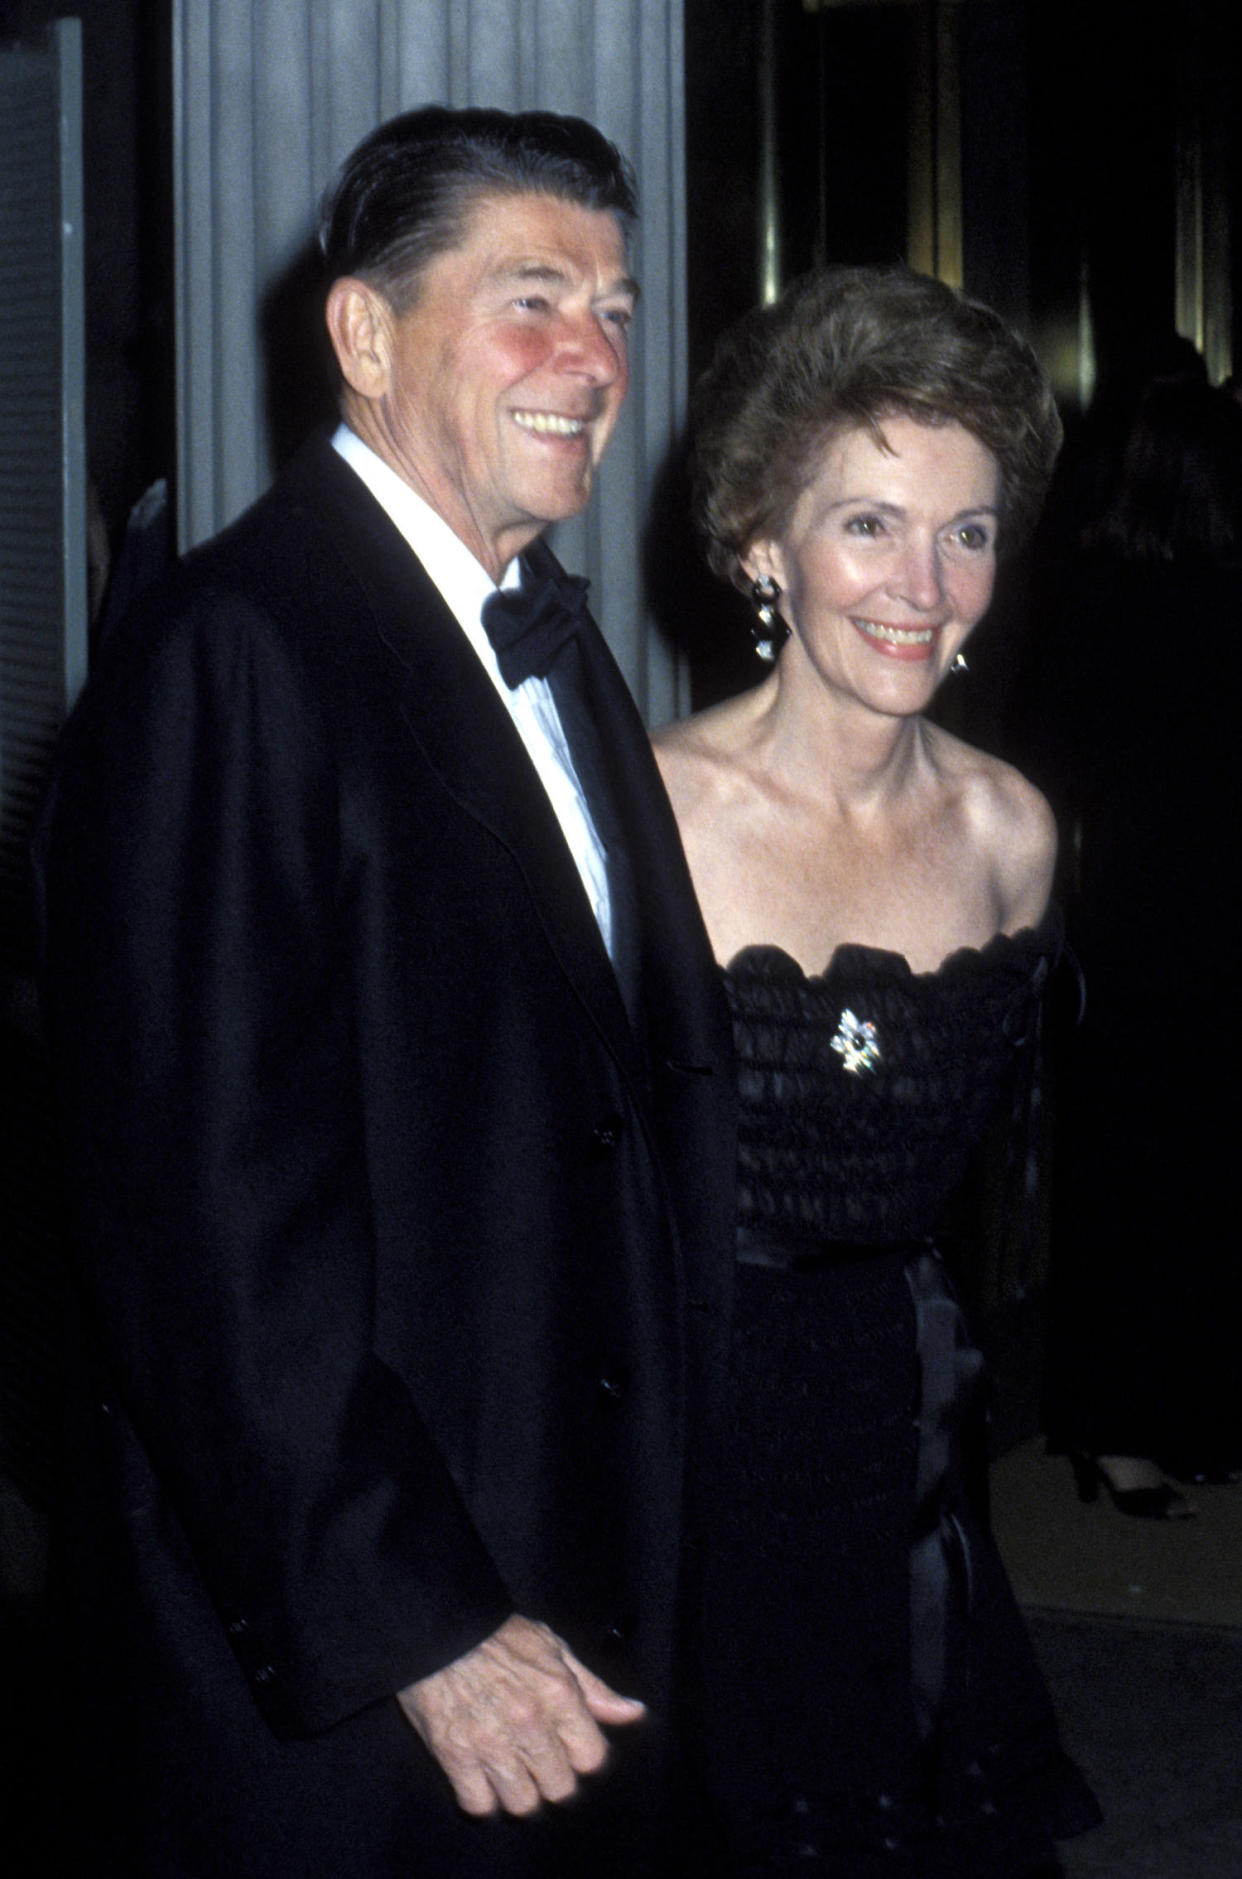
(891, 538, 943, 611)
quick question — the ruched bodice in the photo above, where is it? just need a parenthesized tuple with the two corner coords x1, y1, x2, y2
(692, 907, 1097, 1877)
(725, 913, 1056, 1253)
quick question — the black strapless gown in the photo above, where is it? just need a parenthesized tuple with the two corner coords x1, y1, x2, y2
(690, 911, 1098, 1877)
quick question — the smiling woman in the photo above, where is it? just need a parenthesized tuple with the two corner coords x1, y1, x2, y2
(658, 265, 1062, 977)
(744, 415, 1000, 716)
(653, 267, 1098, 1875)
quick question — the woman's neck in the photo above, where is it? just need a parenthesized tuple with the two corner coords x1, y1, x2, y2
(744, 660, 934, 821)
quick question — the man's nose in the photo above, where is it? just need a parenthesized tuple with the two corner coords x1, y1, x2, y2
(558, 310, 625, 383)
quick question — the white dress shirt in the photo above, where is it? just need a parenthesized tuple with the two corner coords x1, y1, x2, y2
(331, 425, 613, 955)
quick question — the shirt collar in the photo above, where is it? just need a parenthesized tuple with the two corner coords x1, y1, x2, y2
(330, 425, 521, 642)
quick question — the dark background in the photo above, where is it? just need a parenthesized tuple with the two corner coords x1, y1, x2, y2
(4, 0, 1239, 667)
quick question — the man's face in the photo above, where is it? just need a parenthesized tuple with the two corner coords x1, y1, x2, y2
(356, 191, 636, 578)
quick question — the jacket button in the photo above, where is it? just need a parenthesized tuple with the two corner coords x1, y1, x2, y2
(597, 1369, 628, 1406)
(226, 1617, 248, 1638)
(591, 1114, 625, 1152)
(253, 1664, 277, 1685)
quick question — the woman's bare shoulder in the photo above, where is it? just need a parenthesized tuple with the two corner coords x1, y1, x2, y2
(927, 725, 1057, 925)
(651, 693, 750, 756)
(652, 697, 757, 817)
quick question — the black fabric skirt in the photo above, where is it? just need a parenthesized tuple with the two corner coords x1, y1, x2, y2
(687, 1250, 1098, 1878)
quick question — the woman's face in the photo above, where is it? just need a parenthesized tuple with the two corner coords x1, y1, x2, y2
(747, 414, 1000, 714)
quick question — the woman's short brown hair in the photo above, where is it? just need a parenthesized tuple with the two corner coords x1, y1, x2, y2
(692, 264, 1062, 588)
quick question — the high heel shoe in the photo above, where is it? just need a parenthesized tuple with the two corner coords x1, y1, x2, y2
(1068, 1452, 1195, 1520)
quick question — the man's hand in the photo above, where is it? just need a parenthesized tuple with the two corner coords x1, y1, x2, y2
(397, 1614, 646, 1817)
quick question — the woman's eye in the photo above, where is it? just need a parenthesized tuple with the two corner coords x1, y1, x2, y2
(845, 514, 884, 539)
(952, 524, 991, 551)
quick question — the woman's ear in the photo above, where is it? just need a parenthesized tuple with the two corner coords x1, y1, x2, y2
(741, 537, 786, 594)
(324, 277, 392, 400)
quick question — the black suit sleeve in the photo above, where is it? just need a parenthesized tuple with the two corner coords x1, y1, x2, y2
(37, 582, 514, 1735)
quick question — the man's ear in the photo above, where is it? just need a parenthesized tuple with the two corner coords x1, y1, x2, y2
(325, 277, 392, 400)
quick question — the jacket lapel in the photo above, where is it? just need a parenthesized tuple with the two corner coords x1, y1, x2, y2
(292, 442, 642, 1080)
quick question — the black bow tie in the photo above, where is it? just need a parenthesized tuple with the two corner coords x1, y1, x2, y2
(481, 566, 592, 689)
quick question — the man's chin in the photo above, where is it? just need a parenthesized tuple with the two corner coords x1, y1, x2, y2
(528, 483, 596, 530)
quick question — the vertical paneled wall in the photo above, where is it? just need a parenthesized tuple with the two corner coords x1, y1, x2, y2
(173, 0, 688, 721)
(0, 20, 86, 970)
(0, 19, 85, 1508)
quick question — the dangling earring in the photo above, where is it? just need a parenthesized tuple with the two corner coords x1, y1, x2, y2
(749, 575, 790, 663)
(949, 651, 969, 675)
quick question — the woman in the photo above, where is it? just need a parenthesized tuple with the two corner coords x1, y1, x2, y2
(655, 267, 1098, 1876)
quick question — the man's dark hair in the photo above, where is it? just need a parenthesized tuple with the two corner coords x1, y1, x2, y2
(319, 105, 637, 310)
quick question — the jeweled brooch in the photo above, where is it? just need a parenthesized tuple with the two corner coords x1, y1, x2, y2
(830, 1008, 881, 1075)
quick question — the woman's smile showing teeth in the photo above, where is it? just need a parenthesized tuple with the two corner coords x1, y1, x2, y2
(852, 617, 938, 658)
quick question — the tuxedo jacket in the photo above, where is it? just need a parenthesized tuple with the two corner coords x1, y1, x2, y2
(36, 438, 735, 1875)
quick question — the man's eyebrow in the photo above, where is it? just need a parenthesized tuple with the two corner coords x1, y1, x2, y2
(503, 262, 570, 285)
(492, 261, 640, 303)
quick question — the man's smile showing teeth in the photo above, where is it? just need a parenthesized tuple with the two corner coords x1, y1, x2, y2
(512, 410, 586, 437)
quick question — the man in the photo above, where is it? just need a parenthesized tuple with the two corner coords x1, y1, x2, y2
(35, 107, 733, 1876)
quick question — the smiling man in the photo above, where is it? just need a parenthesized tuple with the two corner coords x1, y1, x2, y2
(35, 107, 733, 1877)
(328, 188, 638, 578)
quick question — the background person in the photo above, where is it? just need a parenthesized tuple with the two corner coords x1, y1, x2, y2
(1033, 376, 1242, 1513)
